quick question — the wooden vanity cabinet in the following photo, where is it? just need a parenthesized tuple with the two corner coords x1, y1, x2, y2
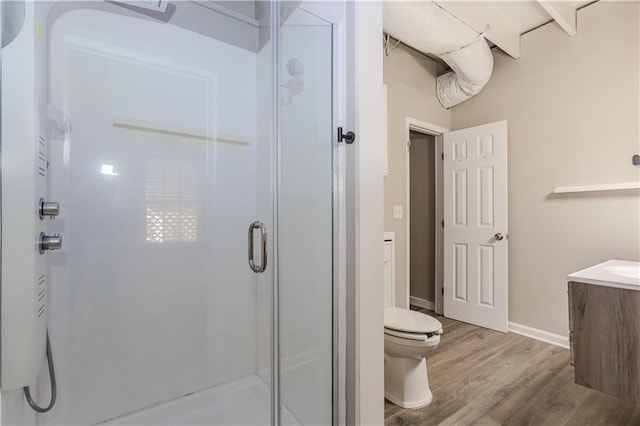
(568, 281, 640, 403)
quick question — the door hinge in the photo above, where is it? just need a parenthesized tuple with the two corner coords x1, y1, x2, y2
(441, 287, 444, 295)
(441, 220, 445, 228)
(407, 140, 411, 149)
(441, 152, 444, 160)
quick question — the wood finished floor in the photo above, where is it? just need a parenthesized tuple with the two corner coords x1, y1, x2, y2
(384, 307, 640, 426)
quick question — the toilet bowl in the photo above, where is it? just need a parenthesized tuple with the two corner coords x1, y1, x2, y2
(384, 307, 443, 409)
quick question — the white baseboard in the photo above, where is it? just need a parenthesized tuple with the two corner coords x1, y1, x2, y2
(409, 296, 435, 311)
(508, 321, 569, 349)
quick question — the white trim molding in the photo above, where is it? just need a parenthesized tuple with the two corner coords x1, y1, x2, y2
(384, 233, 396, 308)
(404, 118, 448, 313)
(508, 322, 569, 349)
(409, 296, 435, 311)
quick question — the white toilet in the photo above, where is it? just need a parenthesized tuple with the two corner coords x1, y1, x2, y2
(384, 307, 443, 408)
(383, 234, 443, 408)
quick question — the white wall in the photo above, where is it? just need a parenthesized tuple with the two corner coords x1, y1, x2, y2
(352, 2, 385, 425)
(451, 1, 640, 337)
(383, 45, 450, 308)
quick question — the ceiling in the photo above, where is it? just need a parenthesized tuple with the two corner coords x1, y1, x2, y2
(433, 0, 596, 58)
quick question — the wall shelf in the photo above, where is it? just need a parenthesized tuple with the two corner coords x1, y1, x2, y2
(553, 182, 640, 194)
(113, 116, 249, 145)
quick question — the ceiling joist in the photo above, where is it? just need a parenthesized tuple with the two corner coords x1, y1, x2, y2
(537, 0, 578, 36)
(434, 1, 522, 59)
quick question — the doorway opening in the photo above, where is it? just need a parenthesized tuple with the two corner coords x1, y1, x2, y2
(404, 119, 446, 315)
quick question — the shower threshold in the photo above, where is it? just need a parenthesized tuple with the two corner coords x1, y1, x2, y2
(103, 374, 299, 425)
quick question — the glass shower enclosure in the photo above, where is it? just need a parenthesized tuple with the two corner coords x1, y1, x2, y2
(0, 1, 335, 424)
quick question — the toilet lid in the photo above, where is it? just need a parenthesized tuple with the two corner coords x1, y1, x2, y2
(384, 307, 443, 334)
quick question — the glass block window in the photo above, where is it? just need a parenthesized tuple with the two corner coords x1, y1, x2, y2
(145, 160, 199, 243)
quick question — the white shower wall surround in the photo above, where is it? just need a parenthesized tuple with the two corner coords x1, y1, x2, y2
(42, 9, 259, 425)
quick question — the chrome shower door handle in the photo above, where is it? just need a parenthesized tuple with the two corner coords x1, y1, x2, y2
(248, 221, 267, 273)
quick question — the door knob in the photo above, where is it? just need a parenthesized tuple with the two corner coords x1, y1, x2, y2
(39, 233, 62, 254)
(494, 233, 504, 241)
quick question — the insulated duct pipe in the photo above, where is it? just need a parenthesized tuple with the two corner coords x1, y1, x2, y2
(383, 0, 494, 108)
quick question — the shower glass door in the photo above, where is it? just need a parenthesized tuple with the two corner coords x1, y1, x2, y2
(1, 1, 335, 425)
(41, 1, 277, 424)
(278, 7, 334, 425)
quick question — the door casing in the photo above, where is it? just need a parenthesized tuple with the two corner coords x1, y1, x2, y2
(404, 118, 448, 315)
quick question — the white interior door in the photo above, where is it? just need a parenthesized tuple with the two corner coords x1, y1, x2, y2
(443, 121, 508, 332)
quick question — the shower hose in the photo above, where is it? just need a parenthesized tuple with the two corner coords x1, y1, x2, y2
(23, 330, 57, 413)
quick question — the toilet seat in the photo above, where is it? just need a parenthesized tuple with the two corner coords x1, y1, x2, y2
(384, 307, 443, 334)
(384, 332, 440, 350)
(384, 328, 438, 341)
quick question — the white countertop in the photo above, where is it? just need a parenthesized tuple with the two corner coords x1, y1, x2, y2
(568, 260, 640, 291)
